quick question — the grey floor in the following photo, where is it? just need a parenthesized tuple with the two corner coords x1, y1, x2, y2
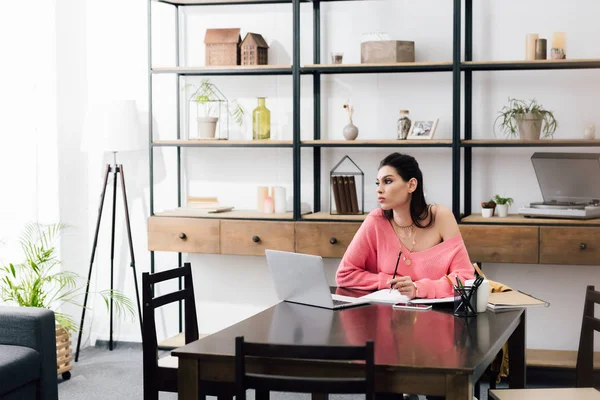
(60, 343, 572, 400)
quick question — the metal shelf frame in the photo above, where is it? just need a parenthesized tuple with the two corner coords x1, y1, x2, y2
(147, 0, 600, 278)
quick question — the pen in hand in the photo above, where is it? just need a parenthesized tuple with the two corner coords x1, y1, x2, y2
(389, 251, 402, 293)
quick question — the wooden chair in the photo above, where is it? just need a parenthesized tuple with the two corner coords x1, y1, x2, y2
(234, 336, 375, 400)
(490, 285, 600, 400)
(142, 263, 234, 400)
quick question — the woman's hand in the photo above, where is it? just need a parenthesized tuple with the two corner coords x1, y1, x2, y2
(387, 276, 417, 299)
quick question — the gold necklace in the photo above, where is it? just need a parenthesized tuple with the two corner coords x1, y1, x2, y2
(391, 220, 417, 265)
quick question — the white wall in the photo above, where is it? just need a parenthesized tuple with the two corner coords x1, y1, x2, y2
(3, 0, 599, 351)
(0, 2, 58, 269)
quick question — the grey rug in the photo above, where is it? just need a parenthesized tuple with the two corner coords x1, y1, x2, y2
(59, 343, 506, 400)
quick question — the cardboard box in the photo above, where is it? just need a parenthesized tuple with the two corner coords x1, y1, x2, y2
(361, 40, 415, 63)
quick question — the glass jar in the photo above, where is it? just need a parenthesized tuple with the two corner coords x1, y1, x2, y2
(397, 110, 411, 140)
(252, 97, 271, 140)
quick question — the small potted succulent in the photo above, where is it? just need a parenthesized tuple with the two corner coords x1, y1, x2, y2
(493, 195, 514, 218)
(494, 98, 557, 140)
(481, 199, 496, 218)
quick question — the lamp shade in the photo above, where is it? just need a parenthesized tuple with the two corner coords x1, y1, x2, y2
(82, 100, 145, 153)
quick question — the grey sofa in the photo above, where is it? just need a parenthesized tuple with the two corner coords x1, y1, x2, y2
(0, 306, 58, 400)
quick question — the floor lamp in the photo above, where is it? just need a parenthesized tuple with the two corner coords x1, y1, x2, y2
(75, 100, 145, 361)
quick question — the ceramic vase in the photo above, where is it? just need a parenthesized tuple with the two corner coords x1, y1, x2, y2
(343, 120, 359, 140)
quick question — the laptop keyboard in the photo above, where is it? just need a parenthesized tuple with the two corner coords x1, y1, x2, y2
(332, 299, 352, 307)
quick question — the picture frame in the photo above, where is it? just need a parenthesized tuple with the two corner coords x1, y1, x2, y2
(407, 119, 439, 139)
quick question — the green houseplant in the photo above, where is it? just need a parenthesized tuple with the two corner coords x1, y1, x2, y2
(0, 222, 134, 333)
(494, 98, 558, 140)
(493, 195, 514, 218)
(186, 80, 244, 139)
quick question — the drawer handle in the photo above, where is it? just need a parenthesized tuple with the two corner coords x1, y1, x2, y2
(329, 237, 338, 245)
(252, 236, 261, 243)
(179, 233, 187, 240)
(580, 242, 587, 250)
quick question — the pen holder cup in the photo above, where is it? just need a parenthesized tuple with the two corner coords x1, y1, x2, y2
(453, 286, 477, 317)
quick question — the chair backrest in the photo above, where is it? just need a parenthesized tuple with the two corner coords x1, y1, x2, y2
(234, 336, 375, 400)
(576, 285, 600, 387)
(142, 263, 198, 397)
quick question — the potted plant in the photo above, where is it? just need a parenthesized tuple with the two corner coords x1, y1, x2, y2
(0, 222, 134, 378)
(481, 199, 496, 218)
(493, 195, 514, 218)
(494, 98, 558, 140)
(186, 80, 244, 139)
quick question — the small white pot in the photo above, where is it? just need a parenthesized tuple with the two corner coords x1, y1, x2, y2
(496, 204, 509, 217)
(197, 117, 218, 139)
(481, 208, 493, 218)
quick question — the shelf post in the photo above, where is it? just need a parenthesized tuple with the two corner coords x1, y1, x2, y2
(452, 0, 462, 220)
(463, 0, 473, 219)
(293, 0, 301, 220)
(313, 0, 321, 214)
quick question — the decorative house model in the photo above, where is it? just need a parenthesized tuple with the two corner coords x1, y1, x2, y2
(330, 155, 364, 215)
(241, 33, 269, 65)
(204, 28, 241, 66)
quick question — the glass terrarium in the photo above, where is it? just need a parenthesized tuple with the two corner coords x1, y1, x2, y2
(186, 80, 230, 140)
(330, 155, 364, 215)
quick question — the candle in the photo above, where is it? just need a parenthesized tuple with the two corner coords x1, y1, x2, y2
(272, 186, 286, 214)
(552, 32, 566, 58)
(552, 32, 566, 51)
(526, 33, 539, 61)
(264, 195, 274, 214)
(257, 186, 268, 212)
(535, 38, 547, 60)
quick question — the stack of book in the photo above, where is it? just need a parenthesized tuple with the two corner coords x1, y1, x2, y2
(331, 175, 361, 215)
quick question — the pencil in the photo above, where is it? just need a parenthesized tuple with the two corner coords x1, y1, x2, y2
(444, 274, 455, 288)
(389, 251, 402, 293)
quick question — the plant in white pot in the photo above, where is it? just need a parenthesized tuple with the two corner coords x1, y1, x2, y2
(494, 98, 557, 140)
(481, 199, 496, 218)
(186, 80, 244, 139)
(493, 195, 514, 218)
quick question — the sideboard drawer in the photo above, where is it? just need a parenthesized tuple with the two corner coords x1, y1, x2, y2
(460, 225, 539, 264)
(295, 222, 361, 258)
(540, 227, 600, 265)
(148, 217, 220, 253)
(220, 220, 295, 256)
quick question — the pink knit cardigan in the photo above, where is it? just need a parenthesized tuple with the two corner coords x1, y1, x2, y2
(335, 208, 475, 299)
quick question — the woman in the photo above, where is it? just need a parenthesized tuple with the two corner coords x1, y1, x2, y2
(336, 152, 474, 299)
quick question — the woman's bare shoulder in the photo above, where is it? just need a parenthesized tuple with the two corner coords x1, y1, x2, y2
(431, 204, 460, 239)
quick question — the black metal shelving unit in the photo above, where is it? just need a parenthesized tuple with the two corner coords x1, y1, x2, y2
(147, 0, 600, 269)
(460, 1, 600, 219)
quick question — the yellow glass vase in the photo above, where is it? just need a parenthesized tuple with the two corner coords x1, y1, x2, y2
(252, 97, 271, 140)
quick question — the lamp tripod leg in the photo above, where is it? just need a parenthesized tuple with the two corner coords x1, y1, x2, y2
(75, 164, 111, 362)
(118, 164, 143, 337)
(109, 163, 119, 351)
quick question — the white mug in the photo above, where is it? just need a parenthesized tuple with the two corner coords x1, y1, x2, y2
(466, 279, 490, 313)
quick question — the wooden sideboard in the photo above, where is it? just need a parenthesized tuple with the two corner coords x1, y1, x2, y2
(148, 214, 600, 265)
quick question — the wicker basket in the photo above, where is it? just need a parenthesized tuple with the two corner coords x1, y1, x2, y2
(56, 324, 72, 380)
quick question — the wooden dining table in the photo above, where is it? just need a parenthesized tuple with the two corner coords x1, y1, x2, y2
(173, 290, 525, 400)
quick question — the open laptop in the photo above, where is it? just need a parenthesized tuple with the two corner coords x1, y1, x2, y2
(265, 249, 370, 310)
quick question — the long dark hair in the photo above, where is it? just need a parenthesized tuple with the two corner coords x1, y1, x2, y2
(378, 152, 433, 228)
